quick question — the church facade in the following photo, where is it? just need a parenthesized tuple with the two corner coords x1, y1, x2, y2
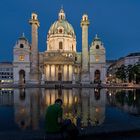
(13, 8, 106, 85)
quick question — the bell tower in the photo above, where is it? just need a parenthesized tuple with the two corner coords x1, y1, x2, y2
(29, 13, 40, 84)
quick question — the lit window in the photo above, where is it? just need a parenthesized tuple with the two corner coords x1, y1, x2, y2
(19, 55, 25, 61)
(95, 56, 99, 62)
(72, 45, 74, 51)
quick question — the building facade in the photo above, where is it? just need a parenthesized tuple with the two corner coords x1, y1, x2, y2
(107, 52, 140, 83)
(0, 62, 13, 84)
(13, 8, 106, 84)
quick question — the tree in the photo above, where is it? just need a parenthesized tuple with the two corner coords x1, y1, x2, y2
(126, 64, 133, 83)
(115, 65, 127, 82)
(115, 64, 140, 84)
(131, 64, 140, 84)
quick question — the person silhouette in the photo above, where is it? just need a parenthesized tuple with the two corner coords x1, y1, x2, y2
(45, 99, 63, 139)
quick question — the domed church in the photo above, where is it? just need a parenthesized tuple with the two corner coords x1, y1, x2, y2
(13, 8, 106, 85)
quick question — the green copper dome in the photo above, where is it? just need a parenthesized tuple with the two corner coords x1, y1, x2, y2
(48, 8, 76, 38)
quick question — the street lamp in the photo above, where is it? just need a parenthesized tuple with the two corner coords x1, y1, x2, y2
(109, 74, 112, 83)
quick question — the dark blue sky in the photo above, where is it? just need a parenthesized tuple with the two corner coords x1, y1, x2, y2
(0, 0, 140, 61)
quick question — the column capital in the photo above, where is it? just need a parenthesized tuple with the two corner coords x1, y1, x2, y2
(29, 13, 40, 27)
(81, 14, 90, 27)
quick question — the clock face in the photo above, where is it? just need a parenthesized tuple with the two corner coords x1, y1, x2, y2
(19, 55, 25, 61)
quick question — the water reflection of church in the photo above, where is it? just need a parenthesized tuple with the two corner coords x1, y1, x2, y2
(14, 88, 106, 129)
(13, 8, 106, 85)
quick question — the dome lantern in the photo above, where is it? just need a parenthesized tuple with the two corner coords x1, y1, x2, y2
(58, 7, 66, 20)
(47, 7, 75, 38)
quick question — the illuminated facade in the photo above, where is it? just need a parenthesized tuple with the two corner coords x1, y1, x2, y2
(13, 8, 106, 84)
(0, 62, 13, 84)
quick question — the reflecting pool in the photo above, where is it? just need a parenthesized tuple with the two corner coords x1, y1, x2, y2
(0, 88, 140, 132)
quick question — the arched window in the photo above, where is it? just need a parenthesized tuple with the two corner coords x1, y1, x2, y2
(20, 44, 24, 48)
(59, 29, 62, 33)
(96, 45, 100, 49)
(59, 42, 63, 49)
(72, 45, 74, 51)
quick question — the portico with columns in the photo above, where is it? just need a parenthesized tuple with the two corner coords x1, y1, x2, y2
(44, 64, 74, 81)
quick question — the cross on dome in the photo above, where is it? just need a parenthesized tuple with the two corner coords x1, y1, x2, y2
(95, 34, 98, 39)
(22, 32, 25, 37)
(61, 5, 63, 10)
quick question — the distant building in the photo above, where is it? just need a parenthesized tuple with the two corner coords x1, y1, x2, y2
(123, 52, 140, 66)
(107, 52, 140, 83)
(106, 60, 117, 70)
(0, 62, 13, 84)
(13, 8, 106, 85)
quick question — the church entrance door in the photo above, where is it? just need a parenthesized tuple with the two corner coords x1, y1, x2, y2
(58, 73, 62, 81)
(19, 70, 25, 85)
(94, 70, 101, 84)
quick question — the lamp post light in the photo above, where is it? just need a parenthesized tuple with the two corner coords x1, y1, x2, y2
(109, 74, 112, 84)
